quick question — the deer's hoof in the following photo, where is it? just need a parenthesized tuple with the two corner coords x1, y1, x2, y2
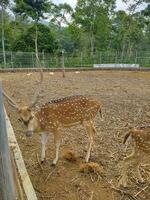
(137, 179, 145, 185)
(118, 178, 127, 188)
(51, 163, 56, 167)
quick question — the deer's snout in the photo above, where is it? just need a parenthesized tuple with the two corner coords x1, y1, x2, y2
(25, 131, 33, 137)
(18, 118, 23, 122)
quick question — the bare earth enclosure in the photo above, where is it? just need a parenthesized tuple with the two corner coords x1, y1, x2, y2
(1, 71, 150, 200)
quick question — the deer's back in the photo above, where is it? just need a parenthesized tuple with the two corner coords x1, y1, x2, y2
(37, 95, 101, 129)
(132, 127, 150, 154)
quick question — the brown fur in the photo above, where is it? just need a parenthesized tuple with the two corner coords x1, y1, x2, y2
(6, 94, 102, 165)
(119, 126, 150, 187)
(79, 162, 104, 174)
(63, 150, 77, 162)
(31, 95, 102, 132)
(123, 127, 150, 153)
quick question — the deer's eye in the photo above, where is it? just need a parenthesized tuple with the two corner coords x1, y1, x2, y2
(18, 118, 22, 122)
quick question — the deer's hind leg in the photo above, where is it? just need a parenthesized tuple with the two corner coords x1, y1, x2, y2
(84, 121, 96, 163)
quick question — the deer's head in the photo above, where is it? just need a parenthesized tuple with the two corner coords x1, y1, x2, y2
(18, 106, 32, 125)
(3, 68, 43, 137)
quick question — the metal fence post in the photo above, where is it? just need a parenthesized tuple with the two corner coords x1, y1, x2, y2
(115, 51, 118, 64)
(135, 51, 137, 64)
(0, 81, 17, 200)
(32, 52, 34, 68)
(100, 52, 102, 64)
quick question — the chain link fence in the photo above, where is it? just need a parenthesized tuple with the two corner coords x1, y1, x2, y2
(0, 50, 149, 68)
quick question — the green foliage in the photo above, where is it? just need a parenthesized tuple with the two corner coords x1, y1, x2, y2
(73, 0, 115, 52)
(111, 11, 143, 51)
(0, 11, 13, 51)
(12, 23, 58, 52)
(0, 0, 149, 65)
(50, 3, 73, 26)
(0, 0, 9, 8)
(13, 0, 51, 21)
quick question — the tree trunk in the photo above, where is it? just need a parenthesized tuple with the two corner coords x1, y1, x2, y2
(13, 14, 17, 41)
(0, 81, 17, 200)
(35, 22, 43, 68)
(1, 6, 6, 68)
(121, 40, 126, 62)
(90, 31, 94, 56)
(58, 21, 65, 78)
(128, 40, 133, 58)
(35, 22, 39, 63)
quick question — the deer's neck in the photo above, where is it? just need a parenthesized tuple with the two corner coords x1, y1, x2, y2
(28, 113, 41, 132)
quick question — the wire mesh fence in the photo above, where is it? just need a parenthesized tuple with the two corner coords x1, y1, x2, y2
(0, 50, 149, 68)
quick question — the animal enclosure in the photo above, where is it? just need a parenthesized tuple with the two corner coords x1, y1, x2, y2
(1, 70, 150, 200)
(0, 50, 150, 68)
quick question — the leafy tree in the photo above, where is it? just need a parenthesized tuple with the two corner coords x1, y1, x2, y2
(0, 0, 9, 67)
(112, 11, 143, 56)
(73, 0, 115, 54)
(0, 11, 13, 51)
(118, 0, 149, 52)
(67, 23, 85, 51)
(123, 0, 149, 14)
(49, 3, 73, 77)
(13, 0, 51, 61)
(0, 0, 149, 68)
(50, 3, 73, 50)
(12, 23, 58, 52)
(135, 7, 150, 51)
(51, 3, 73, 27)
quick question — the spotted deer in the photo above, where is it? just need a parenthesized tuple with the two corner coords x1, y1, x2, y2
(118, 126, 150, 187)
(3, 75, 102, 165)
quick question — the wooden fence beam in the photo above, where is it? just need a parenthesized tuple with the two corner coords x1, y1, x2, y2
(0, 80, 17, 200)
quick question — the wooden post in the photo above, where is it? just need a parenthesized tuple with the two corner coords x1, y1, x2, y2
(42, 50, 45, 67)
(0, 81, 17, 200)
(80, 52, 83, 67)
(61, 50, 65, 78)
(11, 51, 13, 68)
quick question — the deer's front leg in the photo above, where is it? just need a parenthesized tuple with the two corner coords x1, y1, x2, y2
(52, 131, 61, 166)
(41, 132, 49, 163)
(118, 150, 137, 187)
(84, 121, 95, 163)
(134, 154, 144, 183)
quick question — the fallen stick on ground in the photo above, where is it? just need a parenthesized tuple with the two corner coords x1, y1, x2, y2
(111, 186, 139, 200)
(134, 185, 148, 197)
(45, 169, 55, 183)
(36, 153, 43, 171)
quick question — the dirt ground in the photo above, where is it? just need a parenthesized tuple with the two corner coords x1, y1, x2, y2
(1, 70, 150, 200)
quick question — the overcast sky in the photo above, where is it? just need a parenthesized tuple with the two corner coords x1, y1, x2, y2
(52, 0, 146, 11)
